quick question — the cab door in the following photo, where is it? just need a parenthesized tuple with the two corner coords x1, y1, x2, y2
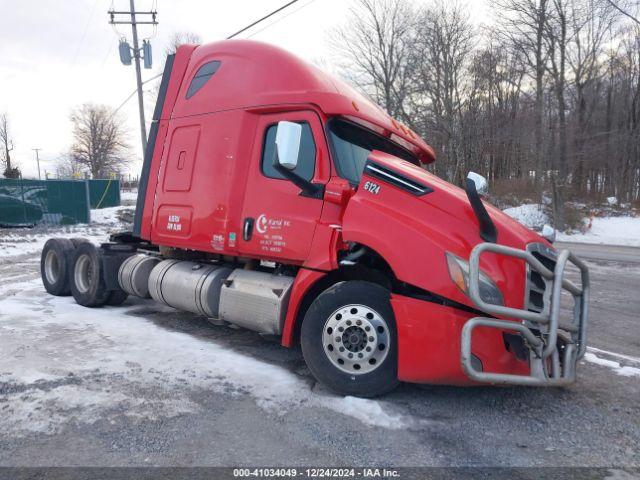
(239, 110, 328, 263)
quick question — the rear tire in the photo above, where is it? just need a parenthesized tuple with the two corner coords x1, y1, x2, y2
(70, 237, 90, 248)
(301, 280, 399, 398)
(70, 243, 110, 307)
(40, 238, 75, 296)
(106, 289, 128, 306)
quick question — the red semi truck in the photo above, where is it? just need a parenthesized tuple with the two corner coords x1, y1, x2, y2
(39, 40, 590, 397)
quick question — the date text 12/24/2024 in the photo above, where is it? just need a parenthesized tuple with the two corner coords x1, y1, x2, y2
(232, 468, 400, 478)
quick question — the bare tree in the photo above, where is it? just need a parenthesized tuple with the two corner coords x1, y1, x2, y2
(54, 154, 84, 179)
(165, 31, 202, 58)
(605, 0, 640, 24)
(69, 104, 131, 179)
(330, 0, 416, 118)
(412, 1, 476, 182)
(492, 0, 550, 185)
(567, 0, 617, 191)
(327, 0, 640, 213)
(0, 113, 20, 179)
(466, 36, 527, 181)
(545, 0, 571, 229)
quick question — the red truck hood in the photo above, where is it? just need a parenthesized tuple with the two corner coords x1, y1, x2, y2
(341, 151, 550, 311)
(364, 151, 546, 249)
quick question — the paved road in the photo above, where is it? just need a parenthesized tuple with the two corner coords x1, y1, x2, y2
(0, 238, 639, 470)
(556, 242, 640, 264)
(557, 242, 640, 359)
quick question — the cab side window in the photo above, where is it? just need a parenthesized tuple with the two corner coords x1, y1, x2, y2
(261, 122, 316, 181)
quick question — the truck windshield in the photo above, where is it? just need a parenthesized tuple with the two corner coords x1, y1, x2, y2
(327, 119, 419, 185)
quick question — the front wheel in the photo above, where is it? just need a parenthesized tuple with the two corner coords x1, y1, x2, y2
(301, 281, 399, 398)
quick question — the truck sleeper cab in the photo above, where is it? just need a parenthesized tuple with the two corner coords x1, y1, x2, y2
(40, 40, 589, 397)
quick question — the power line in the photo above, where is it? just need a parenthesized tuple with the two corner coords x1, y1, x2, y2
(227, 0, 300, 39)
(112, 73, 162, 117)
(71, 0, 100, 66)
(247, 0, 317, 39)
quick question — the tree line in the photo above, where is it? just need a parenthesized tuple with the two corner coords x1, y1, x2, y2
(332, 0, 640, 228)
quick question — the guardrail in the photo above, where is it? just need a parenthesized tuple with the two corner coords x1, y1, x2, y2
(460, 243, 590, 386)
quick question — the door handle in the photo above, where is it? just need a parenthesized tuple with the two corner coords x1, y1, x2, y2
(243, 217, 254, 241)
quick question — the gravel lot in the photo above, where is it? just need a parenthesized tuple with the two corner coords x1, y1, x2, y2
(0, 212, 638, 469)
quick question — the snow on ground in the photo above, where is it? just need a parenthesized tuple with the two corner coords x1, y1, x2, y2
(0, 206, 131, 258)
(120, 189, 138, 204)
(0, 204, 408, 436)
(503, 204, 549, 230)
(0, 278, 408, 436)
(502, 202, 640, 247)
(89, 205, 129, 225)
(583, 352, 640, 378)
(557, 216, 640, 247)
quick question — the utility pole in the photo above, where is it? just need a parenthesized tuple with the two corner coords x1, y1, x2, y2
(108, 1, 157, 155)
(32, 148, 41, 180)
(129, 0, 146, 154)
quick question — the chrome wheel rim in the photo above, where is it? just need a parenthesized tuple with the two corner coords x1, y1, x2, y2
(74, 254, 92, 294)
(322, 304, 390, 375)
(44, 250, 60, 285)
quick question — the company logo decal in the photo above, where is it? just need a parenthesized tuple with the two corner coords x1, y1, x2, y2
(254, 213, 292, 254)
(256, 214, 269, 234)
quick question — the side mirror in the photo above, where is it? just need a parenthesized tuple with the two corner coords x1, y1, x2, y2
(275, 121, 302, 170)
(541, 224, 556, 243)
(467, 172, 488, 196)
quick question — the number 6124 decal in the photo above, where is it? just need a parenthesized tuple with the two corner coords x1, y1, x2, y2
(364, 181, 381, 195)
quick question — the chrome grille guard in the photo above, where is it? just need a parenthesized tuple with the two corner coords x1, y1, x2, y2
(460, 243, 590, 386)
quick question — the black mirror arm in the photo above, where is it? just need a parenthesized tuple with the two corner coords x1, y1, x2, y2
(273, 154, 323, 198)
(465, 178, 498, 243)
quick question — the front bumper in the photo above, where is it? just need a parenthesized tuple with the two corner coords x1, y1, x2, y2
(461, 243, 590, 386)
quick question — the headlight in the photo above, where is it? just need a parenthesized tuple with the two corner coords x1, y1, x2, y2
(446, 252, 504, 306)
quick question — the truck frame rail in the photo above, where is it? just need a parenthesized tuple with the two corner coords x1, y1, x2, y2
(461, 243, 590, 386)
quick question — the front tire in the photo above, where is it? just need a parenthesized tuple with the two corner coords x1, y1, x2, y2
(301, 281, 399, 397)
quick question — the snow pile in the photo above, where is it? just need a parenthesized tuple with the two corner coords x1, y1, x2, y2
(0, 205, 134, 258)
(0, 227, 110, 258)
(503, 204, 549, 230)
(557, 216, 640, 247)
(120, 189, 138, 205)
(328, 396, 405, 429)
(90, 205, 132, 225)
(583, 352, 640, 378)
(501, 202, 640, 246)
(120, 190, 138, 202)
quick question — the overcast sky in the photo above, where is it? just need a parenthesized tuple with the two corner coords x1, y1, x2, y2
(0, 0, 488, 179)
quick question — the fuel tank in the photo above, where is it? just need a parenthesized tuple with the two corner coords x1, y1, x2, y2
(148, 260, 232, 318)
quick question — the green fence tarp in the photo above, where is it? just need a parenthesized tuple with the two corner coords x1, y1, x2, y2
(88, 179, 121, 209)
(0, 179, 90, 226)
